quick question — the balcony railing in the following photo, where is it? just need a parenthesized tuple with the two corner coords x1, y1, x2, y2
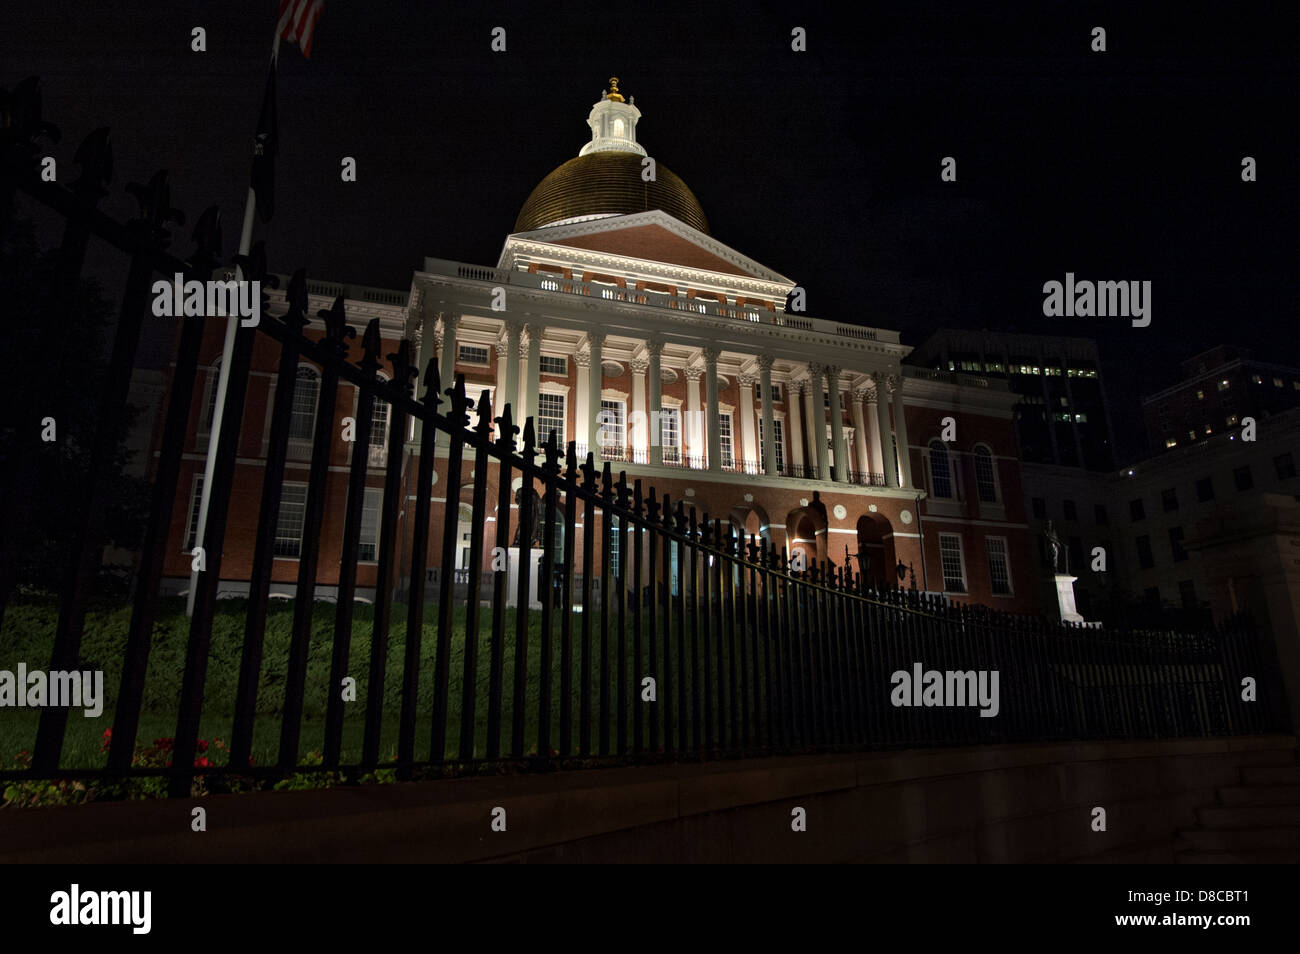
(566, 445, 894, 487)
(422, 257, 900, 345)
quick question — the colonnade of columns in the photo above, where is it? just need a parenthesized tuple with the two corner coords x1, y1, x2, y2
(434, 314, 914, 489)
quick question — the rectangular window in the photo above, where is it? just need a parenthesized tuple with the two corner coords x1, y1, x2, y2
(718, 413, 734, 467)
(536, 392, 566, 448)
(1031, 497, 1046, 519)
(599, 399, 626, 455)
(1062, 499, 1077, 521)
(1094, 503, 1108, 525)
(608, 515, 621, 580)
(758, 418, 785, 473)
(368, 396, 390, 467)
(1169, 526, 1187, 563)
(1161, 487, 1178, 512)
(184, 475, 204, 551)
(660, 407, 681, 462)
(457, 343, 490, 365)
(1196, 476, 1214, 502)
(1129, 498, 1145, 522)
(986, 537, 1012, 596)
(467, 386, 495, 433)
(538, 355, 567, 376)
(358, 488, 382, 562)
(939, 534, 967, 593)
(274, 484, 309, 558)
(1179, 579, 1197, 608)
(1275, 452, 1296, 480)
(1136, 534, 1154, 570)
(1234, 465, 1253, 491)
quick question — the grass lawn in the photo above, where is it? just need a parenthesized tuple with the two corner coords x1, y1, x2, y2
(1, 591, 734, 774)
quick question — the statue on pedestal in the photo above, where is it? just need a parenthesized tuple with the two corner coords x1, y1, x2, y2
(1045, 519, 1064, 573)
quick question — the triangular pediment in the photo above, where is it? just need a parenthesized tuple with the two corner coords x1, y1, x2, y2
(500, 211, 793, 285)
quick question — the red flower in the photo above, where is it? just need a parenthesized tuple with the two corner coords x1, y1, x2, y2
(196, 739, 209, 753)
(195, 756, 212, 768)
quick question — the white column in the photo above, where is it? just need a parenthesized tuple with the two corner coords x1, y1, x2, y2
(438, 313, 458, 397)
(503, 321, 521, 427)
(871, 374, 896, 486)
(738, 373, 758, 473)
(684, 366, 703, 467)
(850, 387, 871, 481)
(631, 357, 648, 462)
(809, 363, 830, 481)
(704, 348, 721, 472)
(787, 380, 806, 472)
(574, 350, 591, 454)
(524, 324, 541, 443)
(587, 333, 604, 457)
(759, 355, 776, 476)
(890, 373, 913, 488)
(647, 339, 663, 466)
(493, 340, 508, 438)
(865, 382, 885, 481)
(827, 365, 849, 484)
(801, 375, 818, 475)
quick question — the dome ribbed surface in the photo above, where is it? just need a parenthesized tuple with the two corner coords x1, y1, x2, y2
(514, 152, 709, 235)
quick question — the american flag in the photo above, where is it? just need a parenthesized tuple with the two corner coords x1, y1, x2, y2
(277, 0, 324, 58)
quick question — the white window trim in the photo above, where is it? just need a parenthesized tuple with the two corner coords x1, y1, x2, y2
(985, 534, 1014, 597)
(938, 532, 968, 594)
(972, 443, 1001, 503)
(272, 481, 310, 561)
(456, 342, 492, 366)
(538, 354, 568, 376)
(182, 473, 204, 552)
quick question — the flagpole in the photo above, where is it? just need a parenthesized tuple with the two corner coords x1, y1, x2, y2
(187, 31, 283, 616)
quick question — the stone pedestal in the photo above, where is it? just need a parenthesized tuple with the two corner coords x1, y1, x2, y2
(505, 546, 543, 610)
(1054, 573, 1086, 624)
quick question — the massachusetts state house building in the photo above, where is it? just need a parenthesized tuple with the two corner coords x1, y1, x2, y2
(159, 80, 1036, 613)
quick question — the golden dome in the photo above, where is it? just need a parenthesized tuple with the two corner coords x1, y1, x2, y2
(514, 152, 710, 235)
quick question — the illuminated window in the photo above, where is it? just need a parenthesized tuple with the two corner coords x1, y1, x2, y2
(536, 392, 566, 447)
(939, 534, 966, 592)
(274, 484, 309, 558)
(289, 367, 319, 441)
(457, 343, 490, 365)
(538, 355, 567, 376)
(929, 439, 953, 498)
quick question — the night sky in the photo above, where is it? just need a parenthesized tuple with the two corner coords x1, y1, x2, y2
(5, 1, 1297, 464)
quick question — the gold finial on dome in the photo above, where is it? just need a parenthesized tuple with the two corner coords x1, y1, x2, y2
(605, 76, 625, 102)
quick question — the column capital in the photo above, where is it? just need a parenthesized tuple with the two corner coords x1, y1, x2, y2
(440, 313, 460, 333)
(787, 379, 806, 396)
(645, 338, 664, 357)
(808, 361, 825, 377)
(684, 365, 704, 382)
(857, 385, 877, 403)
(756, 353, 775, 371)
(886, 373, 902, 392)
(631, 357, 649, 374)
(502, 318, 525, 338)
(573, 350, 591, 369)
(701, 347, 721, 364)
(586, 332, 606, 350)
(738, 373, 757, 389)
(495, 340, 509, 358)
(824, 364, 841, 380)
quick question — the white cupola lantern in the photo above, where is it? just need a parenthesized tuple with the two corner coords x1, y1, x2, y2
(579, 77, 646, 157)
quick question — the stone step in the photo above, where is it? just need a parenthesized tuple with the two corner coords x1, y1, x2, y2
(1176, 847, 1300, 863)
(1176, 826, 1300, 852)
(1241, 764, 1300, 786)
(1196, 804, 1300, 829)
(1218, 785, 1300, 807)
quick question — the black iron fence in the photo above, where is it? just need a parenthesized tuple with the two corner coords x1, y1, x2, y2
(0, 81, 1291, 798)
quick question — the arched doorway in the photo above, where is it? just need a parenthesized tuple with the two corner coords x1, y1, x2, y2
(856, 512, 897, 589)
(786, 503, 828, 569)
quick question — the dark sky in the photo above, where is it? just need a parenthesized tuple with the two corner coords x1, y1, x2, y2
(5, 1, 1297, 463)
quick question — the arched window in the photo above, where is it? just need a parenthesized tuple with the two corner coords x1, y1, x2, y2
(929, 439, 953, 498)
(974, 445, 998, 503)
(289, 366, 320, 441)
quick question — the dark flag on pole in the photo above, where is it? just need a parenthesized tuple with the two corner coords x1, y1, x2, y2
(251, 65, 278, 223)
